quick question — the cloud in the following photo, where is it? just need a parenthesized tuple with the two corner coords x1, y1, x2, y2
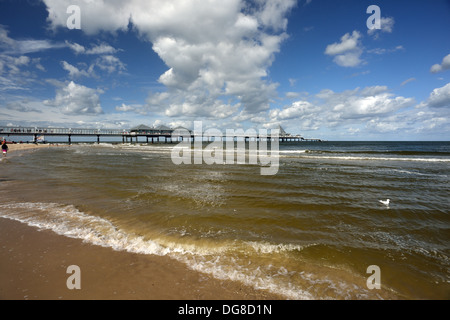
(94, 55, 126, 74)
(6, 101, 42, 113)
(65, 41, 86, 54)
(368, 17, 395, 38)
(317, 86, 414, 120)
(44, 81, 104, 115)
(14, 40, 66, 55)
(32, 58, 46, 72)
(42, 0, 296, 118)
(0, 54, 42, 91)
(326, 30, 402, 68)
(424, 82, 450, 108)
(337, 93, 413, 119)
(66, 41, 118, 55)
(400, 78, 416, 86)
(267, 85, 416, 136)
(61, 61, 91, 78)
(115, 103, 148, 115)
(263, 83, 450, 139)
(367, 45, 403, 55)
(0, 26, 15, 46)
(0, 75, 27, 91)
(0, 94, 145, 130)
(86, 43, 118, 55)
(325, 31, 363, 67)
(61, 50, 125, 77)
(430, 53, 450, 73)
(0, 25, 65, 55)
(256, 0, 297, 32)
(115, 103, 136, 112)
(285, 92, 299, 99)
(332, 52, 363, 68)
(270, 100, 318, 120)
(64, 41, 125, 75)
(325, 31, 361, 55)
(8, 56, 30, 74)
(0, 26, 66, 92)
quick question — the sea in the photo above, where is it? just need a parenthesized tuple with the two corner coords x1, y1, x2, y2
(0, 141, 449, 299)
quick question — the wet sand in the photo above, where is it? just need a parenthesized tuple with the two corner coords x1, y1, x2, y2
(0, 218, 284, 300)
(4, 143, 53, 153)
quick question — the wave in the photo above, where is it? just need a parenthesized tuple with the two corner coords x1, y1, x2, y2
(279, 150, 308, 154)
(0, 202, 171, 256)
(300, 149, 450, 156)
(68, 144, 450, 163)
(280, 154, 450, 162)
(0, 202, 322, 299)
(245, 240, 317, 254)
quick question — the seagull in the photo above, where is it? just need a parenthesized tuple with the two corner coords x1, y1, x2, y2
(379, 199, 390, 207)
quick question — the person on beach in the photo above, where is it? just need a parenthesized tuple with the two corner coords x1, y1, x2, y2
(2, 140, 8, 157)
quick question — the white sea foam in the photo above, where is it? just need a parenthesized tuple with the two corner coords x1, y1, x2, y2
(245, 240, 316, 254)
(279, 150, 308, 154)
(390, 169, 447, 177)
(282, 154, 450, 162)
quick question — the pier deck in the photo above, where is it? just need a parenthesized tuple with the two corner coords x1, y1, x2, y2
(0, 126, 321, 144)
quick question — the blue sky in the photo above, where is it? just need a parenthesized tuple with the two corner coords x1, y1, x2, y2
(0, 0, 449, 140)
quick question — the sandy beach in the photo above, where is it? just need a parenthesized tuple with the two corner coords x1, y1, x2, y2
(0, 217, 283, 300)
(4, 143, 53, 154)
(0, 144, 284, 300)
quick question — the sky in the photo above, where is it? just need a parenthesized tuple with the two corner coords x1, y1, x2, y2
(0, 0, 449, 141)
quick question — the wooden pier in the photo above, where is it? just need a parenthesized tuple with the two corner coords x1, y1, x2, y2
(0, 125, 321, 145)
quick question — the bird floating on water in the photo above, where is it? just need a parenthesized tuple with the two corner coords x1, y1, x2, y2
(379, 199, 390, 207)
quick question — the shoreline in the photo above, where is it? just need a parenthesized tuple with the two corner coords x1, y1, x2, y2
(0, 217, 284, 300)
(3, 143, 54, 154)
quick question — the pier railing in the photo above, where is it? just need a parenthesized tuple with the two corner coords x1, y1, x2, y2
(0, 126, 317, 143)
(0, 126, 126, 136)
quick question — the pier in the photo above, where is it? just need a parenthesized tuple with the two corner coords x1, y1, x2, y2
(0, 125, 321, 144)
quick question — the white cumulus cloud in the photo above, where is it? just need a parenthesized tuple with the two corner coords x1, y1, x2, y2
(325, 31, 363, 67)
(268, 85, 416, 137)
(44, 81, 104, 115)
(425, 82, 450, 108)
(430, 53, 450, 74)
(367, 17, 395, 38)
(42, 0, 296, 118)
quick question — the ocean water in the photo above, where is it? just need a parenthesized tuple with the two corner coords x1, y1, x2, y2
(0, 141, 449, 299)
